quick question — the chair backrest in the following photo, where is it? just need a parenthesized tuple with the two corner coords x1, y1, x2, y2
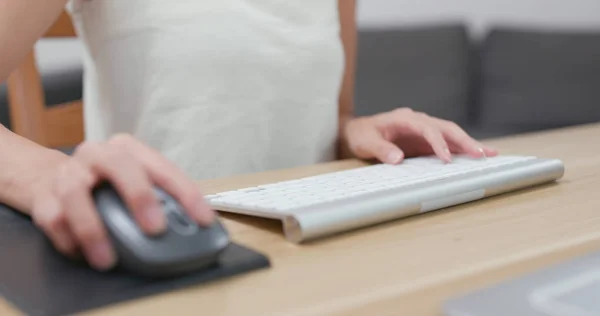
(7, 11, 84, 149)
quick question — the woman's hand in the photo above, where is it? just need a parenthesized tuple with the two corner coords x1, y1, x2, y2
(344, 108, 498, 164)
(30, 134, 214, 271)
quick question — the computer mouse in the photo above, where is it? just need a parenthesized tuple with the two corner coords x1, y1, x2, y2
(92, 182, 230, 278)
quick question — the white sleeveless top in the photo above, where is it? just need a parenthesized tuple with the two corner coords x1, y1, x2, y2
(66, 0, 344, 180)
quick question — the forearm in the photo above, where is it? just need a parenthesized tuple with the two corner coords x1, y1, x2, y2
(0, 0, 68, 81)
(0, 125, 68, 214)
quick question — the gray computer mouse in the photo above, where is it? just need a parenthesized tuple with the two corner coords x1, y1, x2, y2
(92, 182, 230, 278)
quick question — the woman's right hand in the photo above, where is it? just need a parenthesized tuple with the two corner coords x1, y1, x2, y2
(30, 134, 215, 271)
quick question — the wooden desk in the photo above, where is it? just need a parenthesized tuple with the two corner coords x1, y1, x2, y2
(3, 123, 600, 316)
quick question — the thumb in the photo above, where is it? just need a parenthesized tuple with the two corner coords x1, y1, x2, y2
(354, 132, 405, 164)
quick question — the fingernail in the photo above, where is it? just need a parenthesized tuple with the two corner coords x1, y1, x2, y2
(478, 147, 487, 158)
(89, 241, 115, 270)
(144, 205, 166, 233)
(444, 148, 452, 162)
(195, 199, 215, 225)
(387, 151, 402, 164)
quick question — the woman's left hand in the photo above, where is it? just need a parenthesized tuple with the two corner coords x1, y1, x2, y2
(343, 108, 498, 164)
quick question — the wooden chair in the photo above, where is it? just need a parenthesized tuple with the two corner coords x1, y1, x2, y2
(7, 11, 84, 149)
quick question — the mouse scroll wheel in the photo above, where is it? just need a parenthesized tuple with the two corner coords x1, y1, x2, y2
(160, 198, 179, 213)
(168, 211, 191, 227)
(166, 209, 198, 235)
(161, 199, 198, 234)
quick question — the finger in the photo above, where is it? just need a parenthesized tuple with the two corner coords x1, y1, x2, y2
(46, 219, 80, 258)
(478, 142, 499, 157)
(74, 142, 166, 234)
(349, 126, 405, 164)
(32, 191, 78, 257)
(108, 134, 215, 226)
(437, 121, 498, 158)
(399, 117, 452, 163)
(55, 161, 116, 271)
(420, 125, 453, 163)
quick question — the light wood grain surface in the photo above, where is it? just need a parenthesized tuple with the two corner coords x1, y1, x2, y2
(8, 10, 84, 149)
(3, 123, 600, 316)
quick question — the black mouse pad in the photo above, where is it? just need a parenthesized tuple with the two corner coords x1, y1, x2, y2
(0, 204, 270, 316)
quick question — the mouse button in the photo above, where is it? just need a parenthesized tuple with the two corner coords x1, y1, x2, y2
(153, 187, 175, 206)
(159, 198, 202, 236)
(153, 186, 167, 197)
(95, 193, 132, 224)
(166, 211, 199, 236)
(100, 208, 148, 250)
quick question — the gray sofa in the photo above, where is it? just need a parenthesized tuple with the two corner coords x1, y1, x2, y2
(355, 23, 600, 139)
(2, 23, 600, 141)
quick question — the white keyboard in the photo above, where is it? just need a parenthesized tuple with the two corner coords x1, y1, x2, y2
(207, 155, 565, 243)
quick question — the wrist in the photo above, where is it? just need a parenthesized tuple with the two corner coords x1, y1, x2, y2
(0, 147, 69, 214)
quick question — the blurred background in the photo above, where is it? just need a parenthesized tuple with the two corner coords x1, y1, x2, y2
(1, 0, 600, 146)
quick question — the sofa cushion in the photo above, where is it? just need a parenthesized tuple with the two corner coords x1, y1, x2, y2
(354, 24, 472, 125)
(477, 27, 600, 131)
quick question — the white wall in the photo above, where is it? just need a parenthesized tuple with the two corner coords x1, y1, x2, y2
(357, 0, 600, 36)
